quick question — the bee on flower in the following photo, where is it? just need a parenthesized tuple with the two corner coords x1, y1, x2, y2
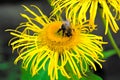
(51, 0, 120, 34)
(6, 5, 107, 80)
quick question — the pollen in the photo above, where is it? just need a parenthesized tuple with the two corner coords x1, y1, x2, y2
(39, 21, 79, 53)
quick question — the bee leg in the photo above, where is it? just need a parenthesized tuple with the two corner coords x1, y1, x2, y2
(62, 29, 65, 36)
(57, 28, 62, 33)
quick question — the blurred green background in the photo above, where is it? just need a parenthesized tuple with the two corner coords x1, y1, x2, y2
(0, 0, 120, 80)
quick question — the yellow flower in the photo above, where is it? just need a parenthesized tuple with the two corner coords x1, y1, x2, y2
(51, 0, 120, 34)
(7, 5, 106, 80)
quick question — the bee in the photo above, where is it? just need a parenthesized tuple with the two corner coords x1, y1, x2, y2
(57, 21, 73, 37)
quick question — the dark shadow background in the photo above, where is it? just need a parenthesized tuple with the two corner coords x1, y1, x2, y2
(0, 0, 120, 80)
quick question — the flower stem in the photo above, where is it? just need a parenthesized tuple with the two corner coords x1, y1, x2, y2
(47, 0, 51, 5)
(98, 8, 120, 57)
(107, 29, 120, 57)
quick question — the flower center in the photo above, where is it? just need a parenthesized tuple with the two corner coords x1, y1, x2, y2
(38, 21, 80, 53)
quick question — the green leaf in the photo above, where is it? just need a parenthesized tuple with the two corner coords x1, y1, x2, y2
(21, 59, 103, 80)
(21, 59, 68, 80)
(21, 68, 50, 80)
(21, 60, 50, 80)
(0, 62, 9, 70)
(80, 72, 103, 80)
(103, 49, 116, 58)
